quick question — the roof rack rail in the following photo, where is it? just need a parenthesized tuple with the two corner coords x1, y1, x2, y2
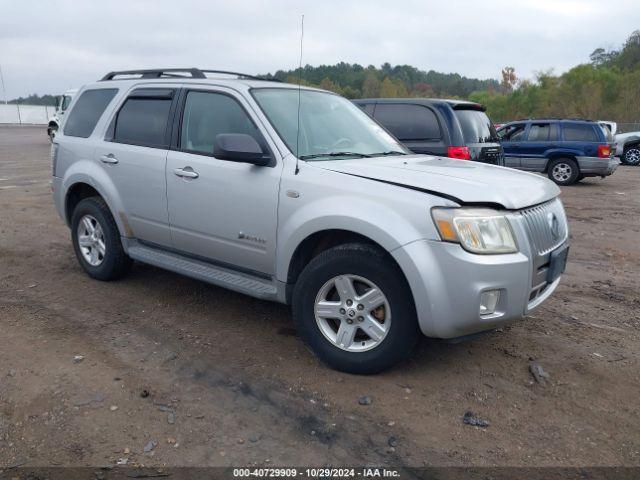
(199, 69, 279, 81)
(100, 68, 279, 82)
(100, 68, 206, 81)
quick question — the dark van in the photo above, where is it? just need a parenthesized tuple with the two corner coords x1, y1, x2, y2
(353, 99, 504, 165)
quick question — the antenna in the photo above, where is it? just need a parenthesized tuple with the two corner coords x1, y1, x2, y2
(294, 14, 304, 175)
(0, 64, 7, 104)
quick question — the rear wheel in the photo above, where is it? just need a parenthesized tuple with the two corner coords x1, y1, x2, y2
(548, 158, 579, 185)
(622, 145, 640, 166)
(292, 243, 420, 374)
(71, 197, 132, 281)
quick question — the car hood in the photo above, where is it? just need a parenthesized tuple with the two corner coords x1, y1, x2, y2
(615, 131, 640, 142)
(311, 155, 560, 210)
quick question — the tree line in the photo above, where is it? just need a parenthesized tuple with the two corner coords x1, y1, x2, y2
(265, 30, 640, 123)
(265, 62, 500, 99)
(471, 30, 640, 122)
(8, 93, 59, 106)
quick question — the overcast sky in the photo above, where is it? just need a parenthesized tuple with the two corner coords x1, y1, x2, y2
(0, 0, 638, 99)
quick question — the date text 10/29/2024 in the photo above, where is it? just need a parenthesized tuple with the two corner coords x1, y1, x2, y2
(233, 468, 401, 478)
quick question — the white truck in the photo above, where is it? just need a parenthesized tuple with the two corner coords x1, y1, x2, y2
(47, 89, 77, 141)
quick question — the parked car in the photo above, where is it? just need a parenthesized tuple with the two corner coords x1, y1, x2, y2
(52, 68, 569, 374)
(614, 131, 640, 165)
(597, 119, 640, 164)
(497, 119, 619, 185)
(353, 99, 504, 165)
(47, 89, 77, 141)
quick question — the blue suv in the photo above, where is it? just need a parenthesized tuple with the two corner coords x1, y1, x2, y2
(497, 119, 619, 185)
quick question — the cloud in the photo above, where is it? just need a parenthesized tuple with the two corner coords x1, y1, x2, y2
(0, 0, 638, 98)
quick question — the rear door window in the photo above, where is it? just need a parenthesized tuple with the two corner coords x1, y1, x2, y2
(63, 89, 118, 138)
(374, 104, 441, 140)
(562, 123, 599, 142)
(113, 89, 174, 148)
(527, 123, 558, 141)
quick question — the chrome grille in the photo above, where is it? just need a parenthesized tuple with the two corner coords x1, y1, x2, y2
(520, 198, 568, 255)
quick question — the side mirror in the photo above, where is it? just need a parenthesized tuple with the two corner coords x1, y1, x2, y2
(213, 133, 271, 166)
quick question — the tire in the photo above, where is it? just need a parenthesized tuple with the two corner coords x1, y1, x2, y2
(70, 197, 132, 281)
(548, 158, 580, 186)
(292, 243, 420, 374)
(622, 145, 640, 166)
(48, 125, 58, 142)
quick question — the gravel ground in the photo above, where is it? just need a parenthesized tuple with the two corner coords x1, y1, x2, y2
(0, 126, 638, 468)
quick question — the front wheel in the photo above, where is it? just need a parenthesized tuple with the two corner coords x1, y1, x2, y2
(48, 125, 58, 142)
(292, 243, 420, 374)
(548, 158, 580, 185)
(622, 146, 640, 166)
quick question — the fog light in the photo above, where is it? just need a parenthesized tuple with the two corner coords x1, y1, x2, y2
(480, 290, 500, 315)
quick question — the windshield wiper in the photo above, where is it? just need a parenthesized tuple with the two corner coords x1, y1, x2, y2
(369, 150, 408, 156)
(300, 151, 373, 160)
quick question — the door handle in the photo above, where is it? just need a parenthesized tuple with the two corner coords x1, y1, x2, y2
(99, 154, 118, 164)
(173, 167, 199, 179)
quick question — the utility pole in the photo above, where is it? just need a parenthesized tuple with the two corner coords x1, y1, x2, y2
(0, 63, 7, 104)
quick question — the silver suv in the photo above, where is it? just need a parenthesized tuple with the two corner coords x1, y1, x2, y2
(51, 68, 569, 374)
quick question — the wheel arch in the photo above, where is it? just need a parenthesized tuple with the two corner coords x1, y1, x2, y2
(623, 139, 640, 151)
(544, 152, 579, 172)
(62, 168, 131, 238)
(283, 228, 411, 305)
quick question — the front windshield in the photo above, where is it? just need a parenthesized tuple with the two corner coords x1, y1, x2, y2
(599, 123, 614, 142)
(252, 88, 408, 160)
(61, 95, 73, 111)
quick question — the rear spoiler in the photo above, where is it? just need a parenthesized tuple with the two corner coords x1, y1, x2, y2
(452, 103, 486, 112)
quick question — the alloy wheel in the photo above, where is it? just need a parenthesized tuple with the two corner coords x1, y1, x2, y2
(77, 214, 106, 266)
(625, 148, 640, 165)
(314, 274, 391, 352)
(552, 163, 572, 182)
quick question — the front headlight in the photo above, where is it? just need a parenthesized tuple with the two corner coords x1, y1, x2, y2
(431, 208, 517, 254)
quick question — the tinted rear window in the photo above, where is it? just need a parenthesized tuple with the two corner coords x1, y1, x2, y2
(114, 97, 172, 147)
(374, 104, 441, 140)
(64, 89, 118, 138)
(563, 124, 599, 142)
(455, 109, 497, 143)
